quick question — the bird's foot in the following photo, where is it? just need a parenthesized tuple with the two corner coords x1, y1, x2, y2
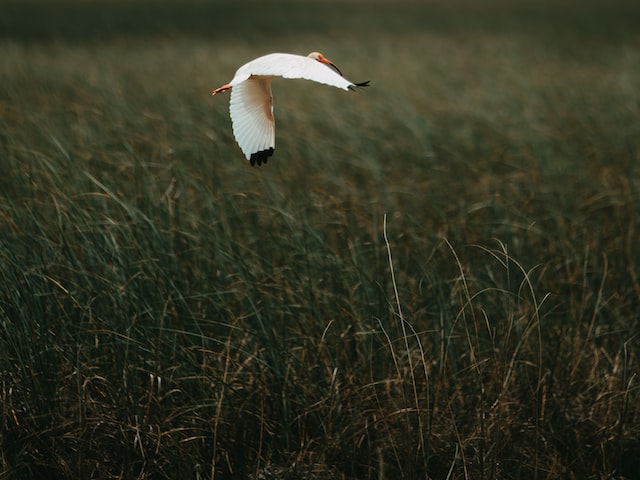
(211, 84, 232, 95)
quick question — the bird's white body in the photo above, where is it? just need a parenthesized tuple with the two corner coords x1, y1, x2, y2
(212, 52, 368, 165)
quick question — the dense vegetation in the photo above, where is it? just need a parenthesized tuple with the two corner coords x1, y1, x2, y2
(1, 2, 639, 478)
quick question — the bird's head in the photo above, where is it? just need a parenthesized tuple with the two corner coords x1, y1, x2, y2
(307, 51, 343, 76)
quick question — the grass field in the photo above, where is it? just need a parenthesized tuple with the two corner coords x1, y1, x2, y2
(1, 1, 640, 479)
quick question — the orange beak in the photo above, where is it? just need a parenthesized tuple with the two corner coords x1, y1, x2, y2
(316, 54, 344, 77)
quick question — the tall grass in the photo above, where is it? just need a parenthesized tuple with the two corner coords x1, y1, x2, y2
(1, 2, 640, 479)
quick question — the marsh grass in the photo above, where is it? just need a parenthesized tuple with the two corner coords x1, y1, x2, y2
(1, 2, 640, 479)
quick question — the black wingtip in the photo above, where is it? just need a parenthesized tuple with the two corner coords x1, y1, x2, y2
(349, 80, 371, 91)
(249, 147, 275, 166)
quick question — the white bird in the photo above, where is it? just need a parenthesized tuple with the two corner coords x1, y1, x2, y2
(212, 52, 369, 166)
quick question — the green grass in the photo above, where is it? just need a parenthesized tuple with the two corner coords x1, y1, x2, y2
(1, 2, 640, 479)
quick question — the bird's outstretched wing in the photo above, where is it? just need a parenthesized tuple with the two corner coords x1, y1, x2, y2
(232, 53, 357, 90)
(229, 78, 275, 165)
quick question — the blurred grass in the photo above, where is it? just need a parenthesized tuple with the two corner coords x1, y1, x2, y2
(1, 1, 640, 479)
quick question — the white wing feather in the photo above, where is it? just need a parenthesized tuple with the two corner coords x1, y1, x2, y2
(229, 79, 274, 161)
(230, 53, 355, 90)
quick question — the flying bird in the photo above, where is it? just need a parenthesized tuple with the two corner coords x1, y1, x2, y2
(211, 52, 369, 166)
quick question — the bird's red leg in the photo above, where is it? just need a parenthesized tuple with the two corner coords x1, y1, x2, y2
(211, 84, 232, 95)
